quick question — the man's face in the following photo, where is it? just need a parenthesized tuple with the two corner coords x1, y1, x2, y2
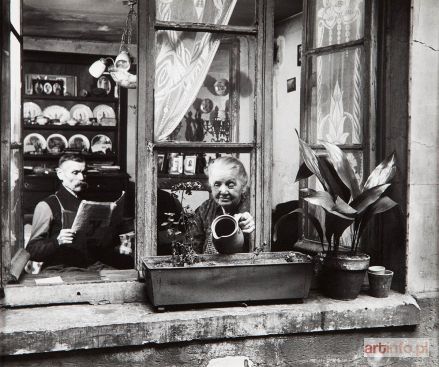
(209, 166, 245, 211)
(56, 161, 87, 193)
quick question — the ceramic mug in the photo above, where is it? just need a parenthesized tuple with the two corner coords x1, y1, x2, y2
(211, 214, 244, 254)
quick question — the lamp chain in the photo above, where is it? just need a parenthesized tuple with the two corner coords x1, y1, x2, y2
(120, 1, 137, 54)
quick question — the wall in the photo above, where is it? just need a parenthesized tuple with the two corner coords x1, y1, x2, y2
(272, 14, 302, 208)
(407, 0, 439, 294)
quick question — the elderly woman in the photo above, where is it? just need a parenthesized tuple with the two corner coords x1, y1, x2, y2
(191, 156, 255, 253)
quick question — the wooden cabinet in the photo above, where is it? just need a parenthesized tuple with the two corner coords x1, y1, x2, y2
(22, 51, 129, 215)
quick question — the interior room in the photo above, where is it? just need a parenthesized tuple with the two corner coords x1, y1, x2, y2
(15, 0, 304, 278)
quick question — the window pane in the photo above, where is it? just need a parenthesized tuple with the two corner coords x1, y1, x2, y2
(156, 0, 256, 27)
(154, 33, 255, 143)
(308, 47, 364, 145)
(156, 152, 251, 255)
(310, 0, 364, 48)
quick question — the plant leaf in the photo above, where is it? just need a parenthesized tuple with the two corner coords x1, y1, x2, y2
(355, 196, 398, 241)
(363, 152, 397, 190)
(317, 155, 351, 202)
(295, 162, 314, 182)
(334, 196, 357, 217)
(296, 130, 327, 189)
(321, 141, 361, 199)
(304, 191, 354, 220)
(350, 184, 391, 214)
(324, 211, 354, 249)
(273, 208, 324, 250)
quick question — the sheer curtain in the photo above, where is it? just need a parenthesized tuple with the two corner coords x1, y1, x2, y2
(155, 0, 237, 141)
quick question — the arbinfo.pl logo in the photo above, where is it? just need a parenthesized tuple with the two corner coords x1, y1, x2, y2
(364, 338, 429, 358)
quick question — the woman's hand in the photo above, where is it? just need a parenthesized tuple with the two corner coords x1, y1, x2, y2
(234, 212, 255, 234)
(57, 229, 76, 245)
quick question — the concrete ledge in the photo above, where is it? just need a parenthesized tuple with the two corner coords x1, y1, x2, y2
(0, 291, 420, 356)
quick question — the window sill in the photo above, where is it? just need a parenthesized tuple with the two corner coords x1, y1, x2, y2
(1, 291, 420, 356)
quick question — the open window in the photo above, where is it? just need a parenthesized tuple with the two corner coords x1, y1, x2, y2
(1, 0, 274, 304)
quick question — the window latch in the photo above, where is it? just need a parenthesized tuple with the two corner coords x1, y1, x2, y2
(10, 142, 23, 150)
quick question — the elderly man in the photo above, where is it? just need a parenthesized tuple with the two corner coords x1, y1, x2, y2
(27, 153, 132, 270)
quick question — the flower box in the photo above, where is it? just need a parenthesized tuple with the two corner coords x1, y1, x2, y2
(142, 251, 313, 308)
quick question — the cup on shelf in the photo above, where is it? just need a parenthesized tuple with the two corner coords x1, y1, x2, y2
(368, 265, 385, 275)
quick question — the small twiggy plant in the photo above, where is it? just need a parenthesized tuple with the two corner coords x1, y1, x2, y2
(161, 181, 202, 267)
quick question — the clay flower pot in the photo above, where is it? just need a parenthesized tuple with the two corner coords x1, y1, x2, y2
(211, 214, 244, 254)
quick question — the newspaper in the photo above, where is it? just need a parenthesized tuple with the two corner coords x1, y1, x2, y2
(70, 191, 126, 250)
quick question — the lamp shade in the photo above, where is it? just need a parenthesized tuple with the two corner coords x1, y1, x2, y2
(114, 51, 131, 71)
(89, 58, 107, 78)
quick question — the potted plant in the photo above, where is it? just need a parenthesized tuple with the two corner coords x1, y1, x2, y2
(277, 131, 398, 300)
(142, 181, 313, 309)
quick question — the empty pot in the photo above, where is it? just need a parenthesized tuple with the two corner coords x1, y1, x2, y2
(368, 269, 394, 298)
(211, 214, 244, 254)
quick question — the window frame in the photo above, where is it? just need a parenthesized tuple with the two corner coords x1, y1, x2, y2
(298, 0, 379, 248)
(1, 0, 274, 304)
(135, 0, 274, 268)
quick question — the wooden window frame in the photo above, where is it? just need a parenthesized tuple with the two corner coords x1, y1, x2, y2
(1, 0, 274, 305)
(135, 0, 274, 269)
(298, 0, 379, 249)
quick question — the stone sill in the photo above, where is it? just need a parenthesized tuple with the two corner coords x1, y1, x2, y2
(1, 291, 420, 356)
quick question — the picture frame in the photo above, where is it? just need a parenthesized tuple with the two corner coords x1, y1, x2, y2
(184, 155, 197, 175)
(157, 154, 165, 173)
(25, 74, 77, 97)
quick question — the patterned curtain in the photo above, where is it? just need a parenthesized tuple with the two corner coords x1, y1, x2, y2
(155, 0, 237, 141)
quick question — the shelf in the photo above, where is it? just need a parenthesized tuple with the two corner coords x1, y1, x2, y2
(23, 124, 117, 131)
(23, 94, 118, 103)
(24, 153, 117, 160)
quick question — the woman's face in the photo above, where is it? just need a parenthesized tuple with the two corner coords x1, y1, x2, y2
(209, 166, 245, 211)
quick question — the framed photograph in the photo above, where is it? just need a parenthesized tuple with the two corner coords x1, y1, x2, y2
(157, 154, 165, 173)
(25, 74, 77, 96)
(297, 44, 302, 67)
(287, 77, 296, 93)
(184, 155, 197, 175)
(168, 153, 183, 175)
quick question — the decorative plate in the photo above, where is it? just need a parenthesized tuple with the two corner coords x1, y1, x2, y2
(23, 102, 42, 120)
(23, 133, 46, 154)
(43, 105, 70, 123)
(93, 104, 116, 124)
(68, 134, 90, 152)
(91, 134, 112, 153)
(97, 76, 112, 95)
(46, 133, 68, 154)
(70, 104, 93, 123)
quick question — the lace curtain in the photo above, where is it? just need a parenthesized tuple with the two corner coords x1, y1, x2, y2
(155, 0, 237, 141)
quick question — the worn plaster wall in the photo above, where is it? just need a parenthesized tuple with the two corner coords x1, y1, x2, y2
(272, 14, 302, 208)
(3, 295, 438, 367)
(407, 0, 439, 294)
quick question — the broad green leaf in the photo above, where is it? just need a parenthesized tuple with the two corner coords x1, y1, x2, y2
(295, 162, 314, 182)
(355, 196, 398, 241)
(334, 196, 357, 217)
(321, 141, 361, 199)
(317, 155, 351, 202)
(324, 211, 354, 249)
(296, 130, 327, 190)
(350, 184, 391, 214)
(304, 191, 353, 220)
(273, 208, 324, 249)
(363, 152, 397, 190)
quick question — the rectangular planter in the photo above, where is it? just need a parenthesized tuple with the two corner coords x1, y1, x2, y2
(142, 251, 313, 307)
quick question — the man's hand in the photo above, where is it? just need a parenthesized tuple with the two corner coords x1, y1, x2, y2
(234, 212, 255, 234)
(57, 229, 76, 245)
